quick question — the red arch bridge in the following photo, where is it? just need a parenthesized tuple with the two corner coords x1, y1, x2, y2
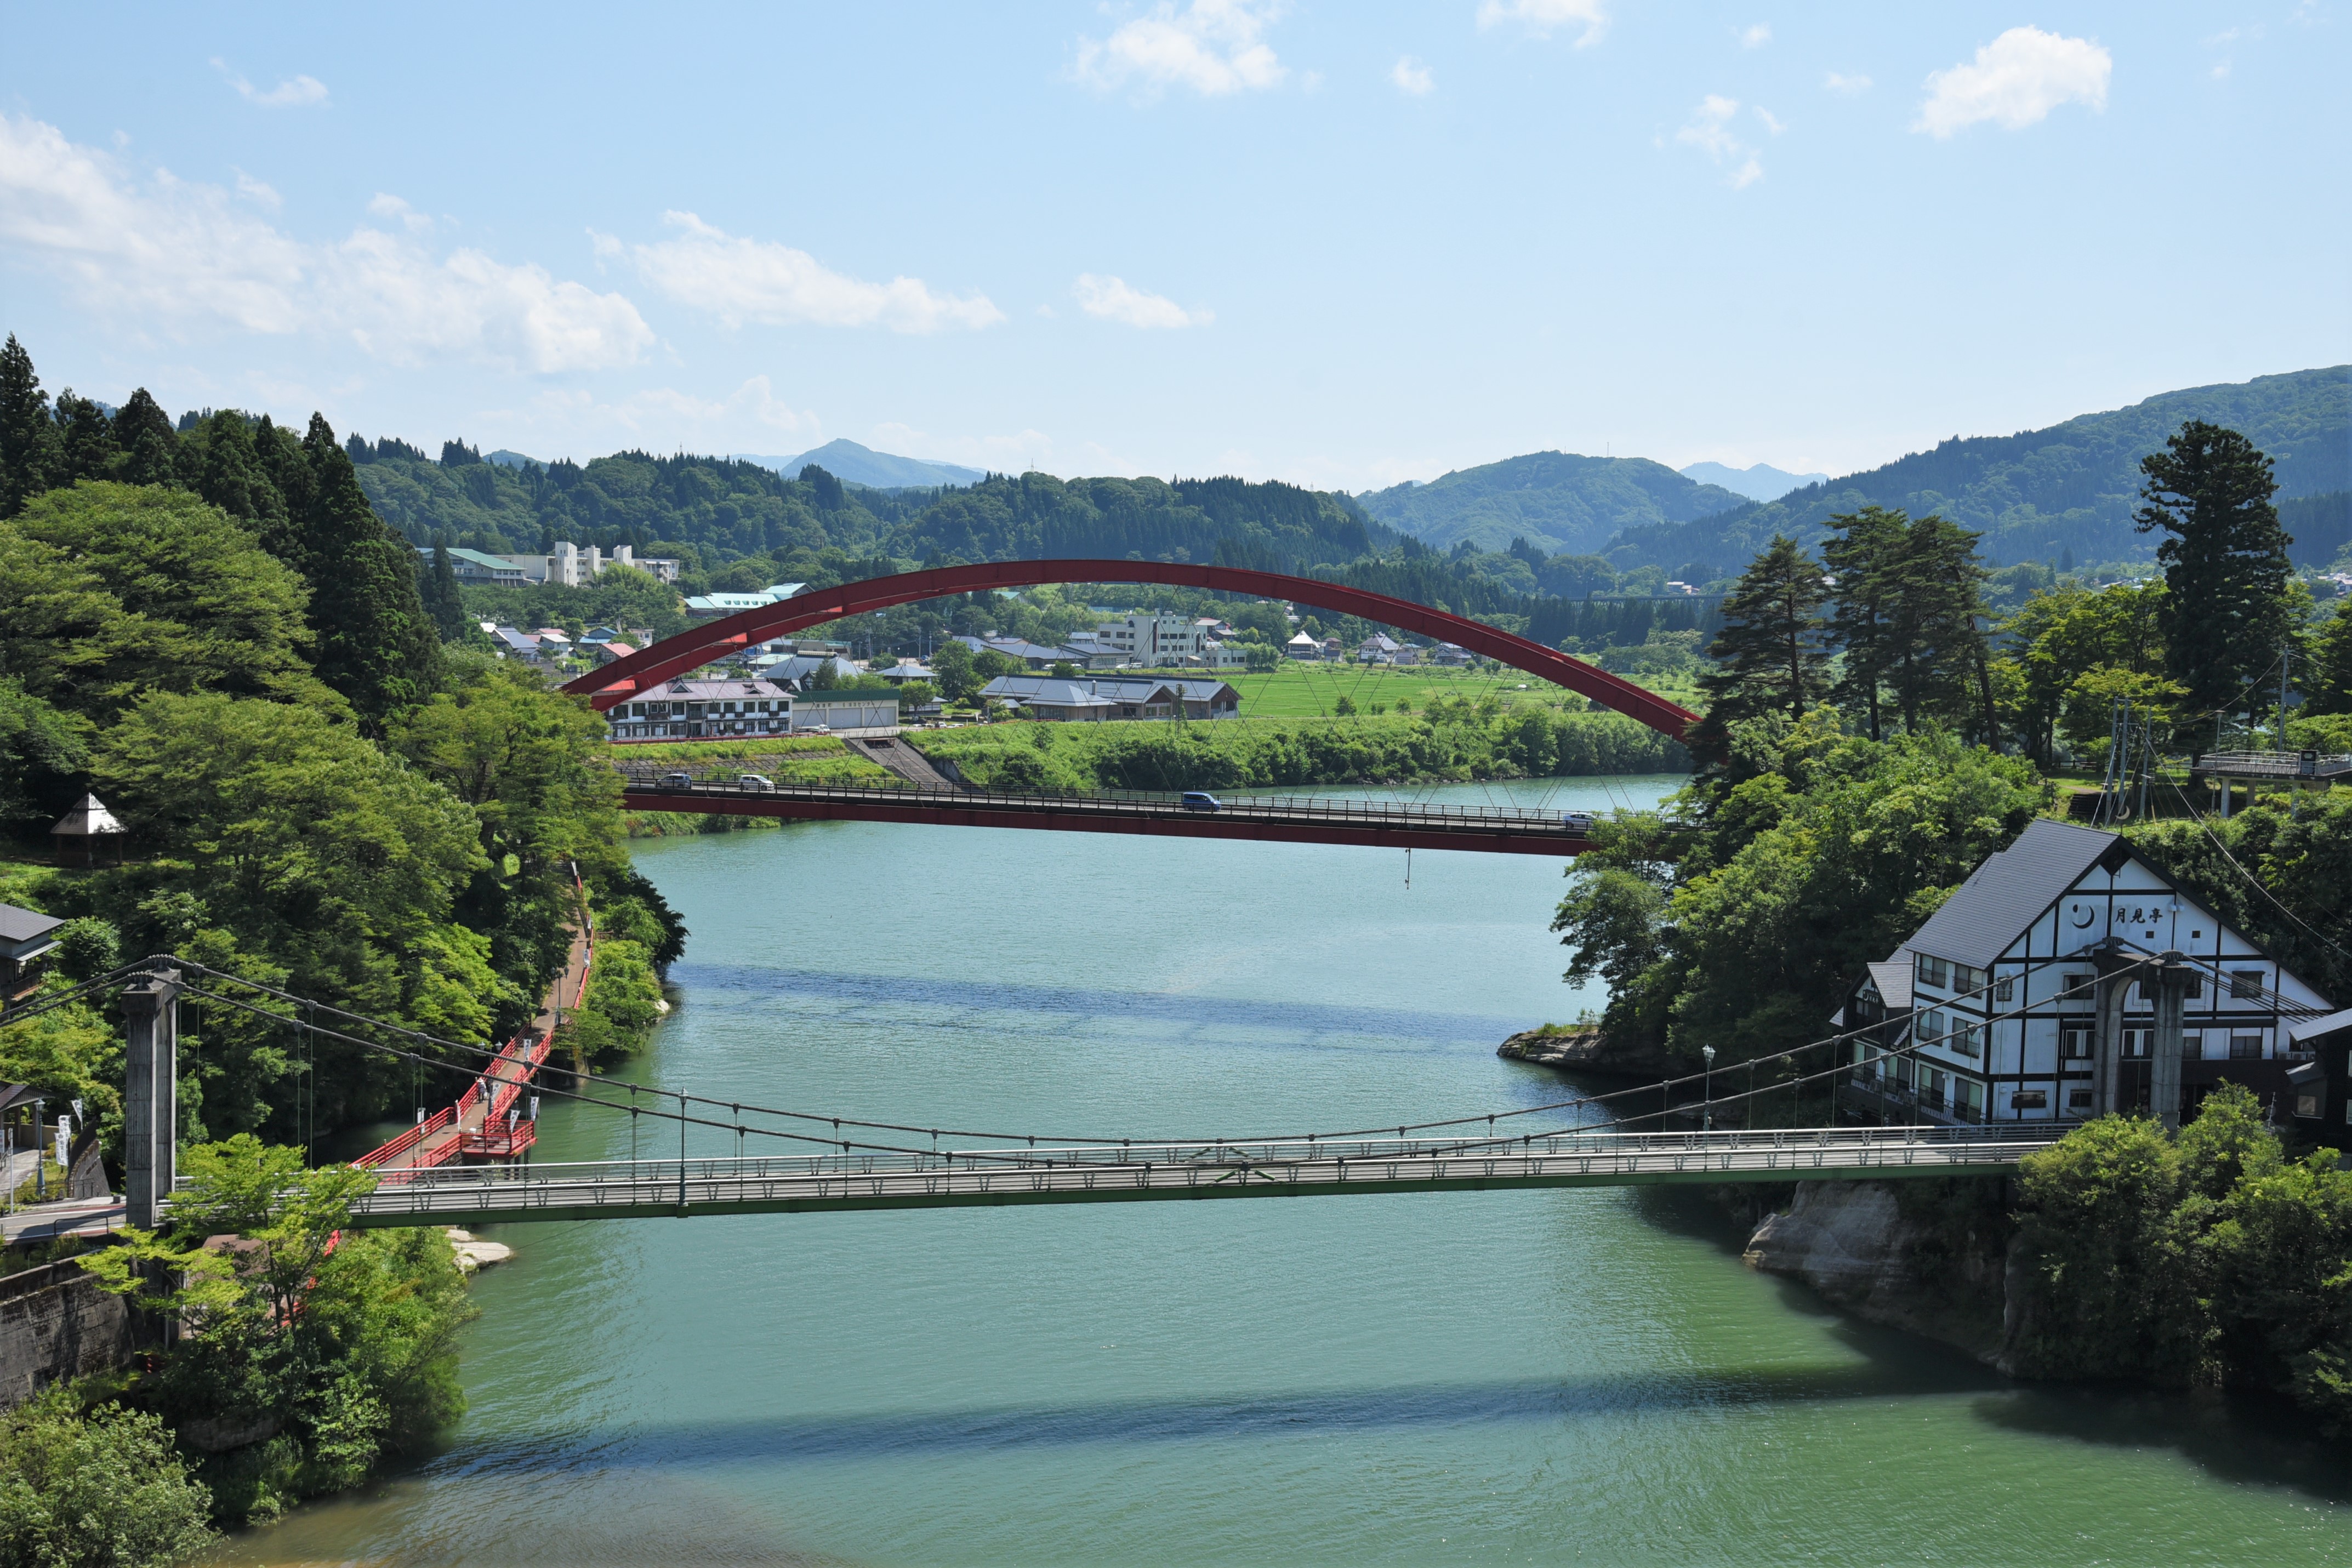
(563, 560, 1700, 856)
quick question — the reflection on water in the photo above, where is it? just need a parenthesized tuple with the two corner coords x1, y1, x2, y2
(230, 779, 2352, 1566)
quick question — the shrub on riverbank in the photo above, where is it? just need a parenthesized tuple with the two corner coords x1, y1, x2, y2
(0, 1395, 217, 1568)
(2009, 1085, 2352, 1427)
(921, 704, 1685, 793)
(83, 1138, 477, 1527)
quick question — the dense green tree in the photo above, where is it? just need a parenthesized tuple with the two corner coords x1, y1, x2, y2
(0, 677, 89, 832)
(1687, 535, 1829, 765)
(110, 387, 179, 481)
(0, 333, 60, 518)
(2303, 597, 2352, 719)
(1887, 513, 1997, 739)
(53, 390, 118, 483)
(192, 410, 278, 528)
(294, 415, 440, 725)
(1820, 505, 1906, 740)
(2135, 420, 2295, 716)
(86, 1137, 475, 1524)
(1996, 580, 2168, 762)
(421, 538, 471, 641)
(1556, 710, 2047, 1068)
(0, 1398, 217, 1566)
(0, 483, 330, 715)
(929, 637, 980, 703)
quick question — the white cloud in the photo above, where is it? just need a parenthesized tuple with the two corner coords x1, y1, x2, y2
(1074, 273, 1210, 329)
(1391, 56, 1434, 95)
(366, 192, 433, 233)
(1823, 71, 1872, 95)
(1739, 23, 1771, 49)
(212, 59, 329, 108)
(0, 113, 651, 373)
(1673, 95, 1763, 187)
(1074, 1, 1288, 98)
(232, 169, 280, 208)
(1476, 0, 1608, 47)
(1755, 106, 1786, 135)
(1914, 26, 2111, 138)
(623, 212, 1003, 334)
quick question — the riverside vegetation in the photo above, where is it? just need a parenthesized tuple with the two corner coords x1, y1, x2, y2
(1561, 419, 2352, 1432)
(0, 341, 683, 1546)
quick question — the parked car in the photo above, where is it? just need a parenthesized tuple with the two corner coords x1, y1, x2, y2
(737, 773, 775, 790)
(1181, 791, 1223, 812)
(658, 772, 694, 790)
(1562, 811, 1596, 833)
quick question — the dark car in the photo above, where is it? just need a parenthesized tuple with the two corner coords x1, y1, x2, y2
(1181, 791, 1223, 812)
(658, 772, 695, 790)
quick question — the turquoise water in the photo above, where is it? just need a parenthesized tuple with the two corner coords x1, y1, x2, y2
(240, 778, 2352, 1565)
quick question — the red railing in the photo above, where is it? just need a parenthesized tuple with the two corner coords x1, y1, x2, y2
(350, 909, 591, 1180)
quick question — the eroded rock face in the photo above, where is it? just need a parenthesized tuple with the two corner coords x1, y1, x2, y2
(1496, 1027, 1671, 1079)
(1742, 1181, 2011, 1361)
(443, 1228, 514, 1271)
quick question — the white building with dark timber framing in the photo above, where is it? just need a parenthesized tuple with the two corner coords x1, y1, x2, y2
(1838, 818, 2332, 1128)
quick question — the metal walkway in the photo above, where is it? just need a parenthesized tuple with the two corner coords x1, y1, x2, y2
(324, 1126, 2047, 1228)
(617, 773, 1599, 856)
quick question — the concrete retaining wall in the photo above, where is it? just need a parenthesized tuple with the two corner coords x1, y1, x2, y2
(0, 1257, 151, 1408)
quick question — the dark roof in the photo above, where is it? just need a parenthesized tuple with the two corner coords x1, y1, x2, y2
(1904, 818, 2123, 970)
(1865, 960, 1913, 1011)
(0, 904, 65, 947)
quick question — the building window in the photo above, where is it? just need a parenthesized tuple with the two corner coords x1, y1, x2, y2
(2011, 1090, 2048, 1110)
(2062, 1027, 2094, 1059)
(2295, 1094, 2322, 1119)
(2122, 1028, 2152, 1059)
(2230, 1033, 2262, 1060)
(1916, 954, 1949, 991)
(1995, 976, 2014, 1003)
(2060, 972, 2093, 1006)
(1954, 963, 1989, 995)
(2068, 1087, 2093, 1110)
(2231, 970, 2264, 1000)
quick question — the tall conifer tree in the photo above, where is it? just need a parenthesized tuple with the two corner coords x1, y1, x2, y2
(112, 388, 181, 487)
(0, 334, 60, 517)
(422, 537, 470, 641)
(196, 410, 269, 523)
(1821, 505, 1907, 740)
(54, 391, 118, 482)
(1689, 534, 1830, 762)
(2135, 420, 2293, 716)
(296, 414, 440, 725)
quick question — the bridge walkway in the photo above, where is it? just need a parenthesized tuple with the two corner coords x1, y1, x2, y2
(617, 773, 1598, 856)
(333, 1126, 2047, 1228)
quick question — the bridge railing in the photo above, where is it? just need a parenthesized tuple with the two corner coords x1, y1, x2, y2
(340, 1123, 2038, 1208)
(614, 772, 1601, 830)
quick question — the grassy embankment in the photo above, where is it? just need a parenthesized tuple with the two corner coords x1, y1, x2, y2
(1221, 659, 1698, 717)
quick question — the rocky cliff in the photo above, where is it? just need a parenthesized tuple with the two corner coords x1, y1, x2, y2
(1741, 1179, 2017, 1364)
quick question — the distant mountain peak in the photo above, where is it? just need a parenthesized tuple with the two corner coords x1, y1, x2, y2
(1354, 451, 1748, 557)
(1677, 460, 1830, 504)
(733, 439, 986, 490)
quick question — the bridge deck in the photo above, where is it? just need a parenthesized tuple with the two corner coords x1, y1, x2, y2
(618, 776, 1598, 855)
(320, 1128, 2046, 1227)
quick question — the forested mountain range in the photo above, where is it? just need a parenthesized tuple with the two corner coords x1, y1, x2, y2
(1607, 366, 2349, 575)
(1354, 453, 1747, 556)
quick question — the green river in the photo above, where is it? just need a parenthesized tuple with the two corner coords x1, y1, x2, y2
(241, 779, 2350, 1565)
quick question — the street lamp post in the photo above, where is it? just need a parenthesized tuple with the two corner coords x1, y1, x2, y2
(1702, 1046, 1716, 1134)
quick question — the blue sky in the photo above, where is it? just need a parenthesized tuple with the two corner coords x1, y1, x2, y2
(3, 3, 2343, 491)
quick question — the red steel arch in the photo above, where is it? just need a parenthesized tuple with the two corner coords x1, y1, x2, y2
(563, 560, 1696, 740)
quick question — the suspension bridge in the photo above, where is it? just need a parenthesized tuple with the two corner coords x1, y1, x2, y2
(0, 943, 2071, 1239)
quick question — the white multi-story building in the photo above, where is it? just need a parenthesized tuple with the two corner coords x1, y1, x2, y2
(1094, 615, 1204, 667)
(1839, 818, 2332, 1128)
(499, 542, 679, 586)
(603, 680, 899, 742)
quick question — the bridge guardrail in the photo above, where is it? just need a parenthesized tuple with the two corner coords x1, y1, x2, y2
(615, 773, 1602, 832)
(332, 1124, 2047, 1220)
